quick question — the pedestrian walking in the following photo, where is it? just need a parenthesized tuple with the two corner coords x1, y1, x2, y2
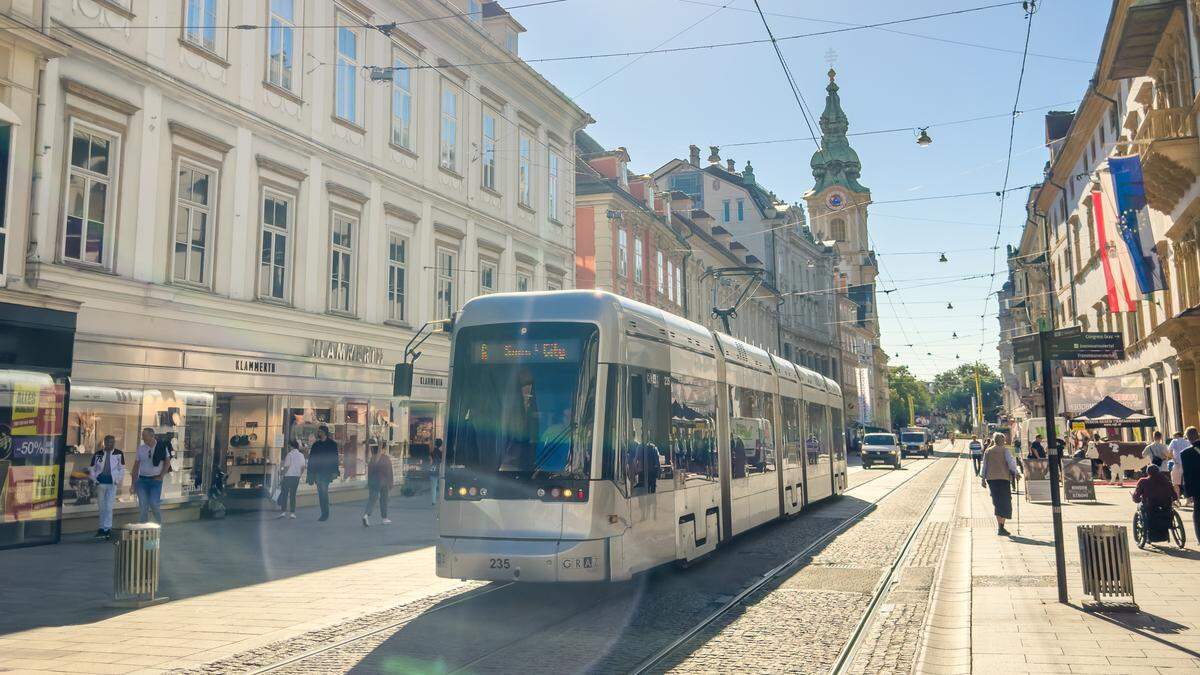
(307, 426, 340, 522)
(1142, 431, 1170, 468)
(430, 438, 443, 506)
(981, 432, 1019, 536)
(276, 441, 305, 519)
(363, 445, 394, 527)
(1181, 427, 1200, 539)
(88, 434, 125, 539)
(132, 428, 171, 524)
(1169, 431, 1191, 500)
(969, 436, 983, 475)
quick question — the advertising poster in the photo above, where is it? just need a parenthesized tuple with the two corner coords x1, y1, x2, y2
(3, 465, 60, 522)
(1063, 459, 1096, 501)
(1022, 458, 1051, 503)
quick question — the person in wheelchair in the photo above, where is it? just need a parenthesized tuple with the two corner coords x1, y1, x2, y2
(1132, 464, 1177, 542)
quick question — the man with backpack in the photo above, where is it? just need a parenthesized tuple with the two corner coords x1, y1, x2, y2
(132, 428, 172, 524)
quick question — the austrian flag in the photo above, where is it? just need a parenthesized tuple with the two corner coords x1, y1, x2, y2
(1091, 174, 1137, 313)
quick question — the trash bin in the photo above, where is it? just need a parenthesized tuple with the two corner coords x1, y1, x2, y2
(1077, 524, 1137, 611)
(110, 523, 168, 608)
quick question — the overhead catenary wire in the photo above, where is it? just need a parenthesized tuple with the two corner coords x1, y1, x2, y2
(979, 0, 1037, 358)
(677, 0, 1092, 65)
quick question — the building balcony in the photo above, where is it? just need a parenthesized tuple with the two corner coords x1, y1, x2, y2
(1109, 0, 1181, 80)
(1135, 106, 1199, 214)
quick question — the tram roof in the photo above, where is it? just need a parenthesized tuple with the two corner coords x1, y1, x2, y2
(457, 291, 838, 394)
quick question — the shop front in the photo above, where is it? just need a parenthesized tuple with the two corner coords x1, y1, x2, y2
(0, 299, 77, 549)
(61, 336, 448, 530)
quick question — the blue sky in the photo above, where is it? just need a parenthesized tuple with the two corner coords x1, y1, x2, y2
(510, 0, 1107, 380)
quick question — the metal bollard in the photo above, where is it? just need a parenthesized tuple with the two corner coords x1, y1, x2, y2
(1077, 524, 1137, 611)
(109, 523, 169, 608)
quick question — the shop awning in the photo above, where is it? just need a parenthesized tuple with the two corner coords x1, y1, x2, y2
(0, 100, 21, 126)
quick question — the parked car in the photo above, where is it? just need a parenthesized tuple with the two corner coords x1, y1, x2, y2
(862, 432, 902, 470)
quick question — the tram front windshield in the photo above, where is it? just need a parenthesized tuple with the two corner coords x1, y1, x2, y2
(446, 323, 599, 483)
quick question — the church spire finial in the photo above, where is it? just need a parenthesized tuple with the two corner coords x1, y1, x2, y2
(810, 66, 867, 194)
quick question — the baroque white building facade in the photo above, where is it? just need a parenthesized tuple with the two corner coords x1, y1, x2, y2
(0, 0, 589, 531)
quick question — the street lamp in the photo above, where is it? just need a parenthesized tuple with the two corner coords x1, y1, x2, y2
(916, 127, 932, 147)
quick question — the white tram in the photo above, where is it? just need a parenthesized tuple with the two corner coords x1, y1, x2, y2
(435, 291, 848, 582)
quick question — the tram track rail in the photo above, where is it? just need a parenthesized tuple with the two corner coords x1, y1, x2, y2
(631, 454, 958, 675)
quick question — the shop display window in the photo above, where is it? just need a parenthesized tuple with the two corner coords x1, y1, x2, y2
(216, 394, 277, 494)
(64, 386, 213, 513)
(0, 370, 68, 548)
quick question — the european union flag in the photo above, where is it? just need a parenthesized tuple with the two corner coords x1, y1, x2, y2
(1108, 156, 1166, 294)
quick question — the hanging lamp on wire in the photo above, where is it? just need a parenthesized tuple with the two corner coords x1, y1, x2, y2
(938, 252, 949, 263)
(947, 302, 954, 310)
(916, 127, 932, 147)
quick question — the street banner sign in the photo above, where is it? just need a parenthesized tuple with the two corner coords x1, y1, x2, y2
(1046, 332, 1124, 361)
(1013, 334, 1041, 363)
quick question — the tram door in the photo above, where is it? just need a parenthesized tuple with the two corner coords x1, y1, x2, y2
(614, 368, 677, 574)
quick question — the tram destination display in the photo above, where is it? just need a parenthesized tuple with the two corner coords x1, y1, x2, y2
(472, 339, 581, 364)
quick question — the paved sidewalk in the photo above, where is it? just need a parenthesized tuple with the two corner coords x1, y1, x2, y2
(923, 446, 1200, 674)
(0, 494, 466, 674)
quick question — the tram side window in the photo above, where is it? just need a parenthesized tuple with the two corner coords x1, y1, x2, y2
(781, 397, 802, 467)
(729, 385, 776, 477)
(670, 373, 719, 484)
(618, 367, 673, 495)
(830, 408, 846, 463)
(806, 402, 830, 471)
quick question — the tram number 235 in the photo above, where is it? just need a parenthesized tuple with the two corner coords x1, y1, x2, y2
(489, 558, 512, 569)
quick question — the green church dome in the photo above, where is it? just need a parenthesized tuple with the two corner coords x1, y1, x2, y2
(810, 69, 868, 194)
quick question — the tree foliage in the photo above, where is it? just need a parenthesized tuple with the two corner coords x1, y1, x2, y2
(930, 362, 1002, 431)
(888, 365, 933, 428)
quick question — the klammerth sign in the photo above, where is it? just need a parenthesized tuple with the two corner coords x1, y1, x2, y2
(311, 340, 385, 365)
(235, 359, 277, 374)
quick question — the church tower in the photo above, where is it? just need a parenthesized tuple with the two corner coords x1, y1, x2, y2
(804, 68, 878, 332)
(804, 68, 889, 430)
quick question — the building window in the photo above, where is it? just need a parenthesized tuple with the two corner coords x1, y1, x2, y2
(667, 260, 675, 302)
(723, 199, 730, 222)
(259, 191, 291, 300)
(656, 250, 664, 294)
(737, 198, 744, 221)
(675, 263, 683, 306)
(468, 0, 481, 22)
(329, 213, 355, 312)
(391, 51, 413, 149)
(184, 0, 218, 52)
(633, 237, 643, 284)
(435, 246, 457, 318)
(517, 267, 532, 292)
(518, 133, 532, 206)
(63, 125, 116, 266)
(830, 217, 846, 241)
(173, 162, 215, 285)
(267, 0, 296, 91)
(617, 229, 628, 278)
(547, 276, 562, 291)
(387, 233, 407, 321)
(440, 84, 459, 171)
(482, 112, 497, 190)
(335, 16, 360, 124)
(547, 150, 559, 219)
(505, 32, 517, 54)
(668, 171, 703, 209)
(479, 255, 497, 295)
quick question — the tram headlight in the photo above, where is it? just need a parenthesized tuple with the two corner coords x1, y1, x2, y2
(562, 488, 573, 498)
(458, 487, 468, 497)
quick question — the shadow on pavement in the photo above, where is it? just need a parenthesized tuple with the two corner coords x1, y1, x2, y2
(1144, 545, 1200, 560)
(0, 495, 438, 636)
(342, 493, 877, 674)
(1006, 535, 1054, 547)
